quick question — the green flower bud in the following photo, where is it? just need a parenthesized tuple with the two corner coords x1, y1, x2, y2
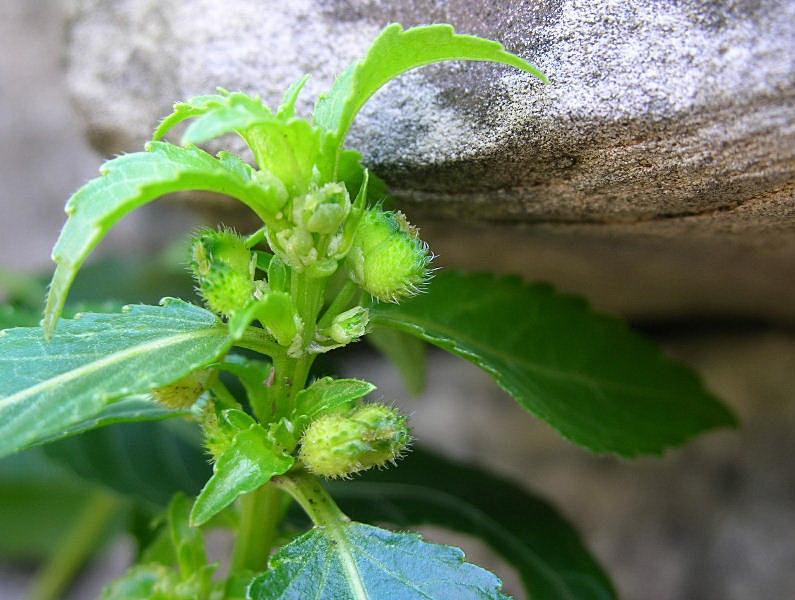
(313, 306, 369, 352)
(152, 370, 210, 409)
(299, 404, 410, 479)
(190, 228, 254, 317)
(292, 182, 351, 235)
(347, 209, 432, 302)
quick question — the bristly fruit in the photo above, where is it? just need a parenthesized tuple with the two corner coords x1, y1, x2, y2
(299, 404, 410, 479)
(190, 228, 255, 317)
(347, 208, 432, 302)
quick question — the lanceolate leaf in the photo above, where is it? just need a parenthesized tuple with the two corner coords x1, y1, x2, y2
(371, 272, 736, 456)
(190, 425, 294, 526)
(332, 448, 617, 600)
(293, 377, 376, 421)
(248, 522, 509, 600)
(44, 142, 287, 334)
(0, 299, 231, 458)
(314, 23, 548, 143)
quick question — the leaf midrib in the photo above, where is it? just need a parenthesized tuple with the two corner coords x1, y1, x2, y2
(0, 327, 226, 411)
(372, 313, 700, 403)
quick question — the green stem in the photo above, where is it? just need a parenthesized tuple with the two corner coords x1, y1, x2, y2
(209, 377, 242, 411)
(235, 328, 283, 357)
(273, 471, 348, 528)
(317, 279, 359, 329)
(232, 484, 289, 572)
(28, 490, 122, 600)
(244, 227, 267, 248)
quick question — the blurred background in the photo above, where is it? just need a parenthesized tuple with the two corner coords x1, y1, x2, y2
(1, 1, 794, 599)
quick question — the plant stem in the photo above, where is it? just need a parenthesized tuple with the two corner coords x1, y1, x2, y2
(317, 279, 359, 329)
(273, 470, 348, 528)
(28, 490, 122, 600)
(231, 484, 289, 572)
(235, 328, 283, 357)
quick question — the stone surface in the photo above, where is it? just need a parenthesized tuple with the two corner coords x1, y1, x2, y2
(63, 0, 795, 320)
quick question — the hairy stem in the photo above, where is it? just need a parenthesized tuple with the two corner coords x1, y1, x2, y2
(317, 279, 359, 329)
(273, 470, 348, 528)
(28, 490, 122, 600)
(231, 484, 290, 572)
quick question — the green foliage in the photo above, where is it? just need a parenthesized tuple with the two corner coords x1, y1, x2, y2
(314, 22, 548, 143)
(43, 142, 287, 335)
(372, 271, 736, 456)
(334, 448, 617, 600)
(249, 522, 509, 600)
(0, 21, 737, 600)
(0, 300, 231, 458)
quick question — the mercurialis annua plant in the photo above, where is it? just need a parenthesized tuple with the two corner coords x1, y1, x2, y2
(0, 22, 738, 600)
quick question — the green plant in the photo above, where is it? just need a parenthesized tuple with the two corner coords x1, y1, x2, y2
(0, 24, 735, 600)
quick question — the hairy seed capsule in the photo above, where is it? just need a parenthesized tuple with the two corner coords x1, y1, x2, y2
(190, 228, 254, 317)
(347, 209, 431, 302)
(299, 404, 410, 479)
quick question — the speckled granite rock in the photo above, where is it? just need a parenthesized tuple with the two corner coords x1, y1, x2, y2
(64, 0, 795, 320)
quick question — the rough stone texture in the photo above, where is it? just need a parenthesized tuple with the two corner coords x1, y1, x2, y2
(63, 0, 795, 321)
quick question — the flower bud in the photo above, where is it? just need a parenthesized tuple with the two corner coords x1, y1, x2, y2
(190, 229, 254, 317)
(299, 404, 410, 479)
(152, 370, 210, 409)
(314, 306, 369, 349)
(292, 182, 351, 235)
(347, 209, 432, 302)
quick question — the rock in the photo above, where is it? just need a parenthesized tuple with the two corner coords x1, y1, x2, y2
(64, 0, 795, 320)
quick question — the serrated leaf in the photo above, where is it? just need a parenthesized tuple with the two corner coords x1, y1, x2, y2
(0, 299, 231, 458)
(153, 89, 280, 146)
(294, 377, 376, 421)
(44, 141, 287, 334)
(314, 23, 547, 143)
(248, 521, 509, 600)
(332, 448, 617, 600)
(190, 425, 294, 526)
(371, 272, 736, 456)
(46, 420, 212, 507)
(367, 326, 427, 396)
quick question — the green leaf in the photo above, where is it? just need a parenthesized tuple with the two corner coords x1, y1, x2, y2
(248, 521, 509, 600)
(101, 564, 178, 600)
(0, 299, 231, 458)
(367, 326, 427, 395)
(190, 425, 294, 526)
(46, 420, 212, 507)
(217, 355, 272, 413)
(168, 493, 209, 576)
(37, 395, 185, 445)
(44, 141, 287, 334)
(294, 377, 376, 421)
(314, 23, 547, 143)
(371, 272, 736, 456)
(332, 448, 617, 600)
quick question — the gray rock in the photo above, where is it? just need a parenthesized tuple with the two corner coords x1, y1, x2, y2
(64, 0, 795, 320)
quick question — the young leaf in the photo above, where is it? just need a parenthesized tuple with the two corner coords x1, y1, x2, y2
(154, 89, 286, 147)
(314, 23, 548, 143)
(332, 448, 617, 600)
(0, 299, 231, 458)
(293, 377, 376, 421)
(371, 272, 736, 457)
(190, 425, 294, 526)
(44, 142, 287, 334)
(367, 326, 427, 396)
(248, 522, 509, 600)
